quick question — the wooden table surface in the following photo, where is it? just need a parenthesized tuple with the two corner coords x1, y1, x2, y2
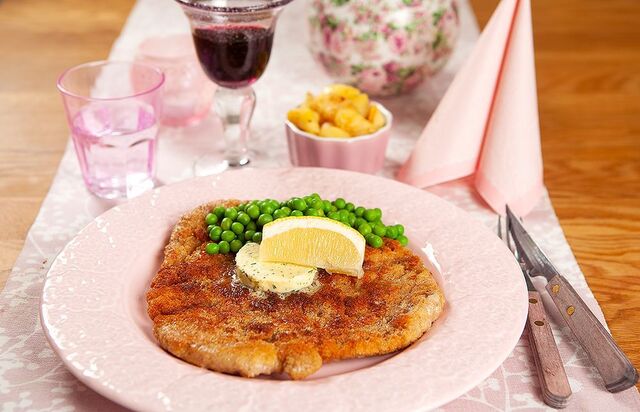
(1, 0, 638, 390)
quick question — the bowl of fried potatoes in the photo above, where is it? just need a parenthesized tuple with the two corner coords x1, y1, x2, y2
(285, 84, 392, 174)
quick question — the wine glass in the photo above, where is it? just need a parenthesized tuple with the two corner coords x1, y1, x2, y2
(175, 0, 295, 175)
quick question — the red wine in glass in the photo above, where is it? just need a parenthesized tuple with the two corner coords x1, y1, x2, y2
(176, 0, 295, 175)
(192, 26, 274, 89)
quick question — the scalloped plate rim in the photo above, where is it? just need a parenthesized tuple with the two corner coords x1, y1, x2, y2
(40, 167, 528, 411)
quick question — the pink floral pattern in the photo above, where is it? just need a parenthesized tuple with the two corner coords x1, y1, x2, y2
(309, 0, 460, 96)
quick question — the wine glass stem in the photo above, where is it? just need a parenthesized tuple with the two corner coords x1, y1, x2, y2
(214, 86, 256, 167)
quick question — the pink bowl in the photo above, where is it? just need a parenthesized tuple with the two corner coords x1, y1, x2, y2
(285, 102, 392, 174)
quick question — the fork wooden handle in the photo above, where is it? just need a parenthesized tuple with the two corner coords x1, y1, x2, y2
(546, 274, 639, 392)
(527, 290, 572, 408)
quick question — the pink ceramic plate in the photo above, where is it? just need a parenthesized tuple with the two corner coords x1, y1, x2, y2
(41, 168, 527, 411)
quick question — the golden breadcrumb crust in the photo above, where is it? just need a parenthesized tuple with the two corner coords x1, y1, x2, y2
(147, 200, 445, 379)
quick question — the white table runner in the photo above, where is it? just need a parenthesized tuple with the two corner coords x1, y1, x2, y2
(1, 0, 638, 410)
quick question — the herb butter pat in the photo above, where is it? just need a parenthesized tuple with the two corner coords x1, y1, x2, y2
(235, 242, 317, 293)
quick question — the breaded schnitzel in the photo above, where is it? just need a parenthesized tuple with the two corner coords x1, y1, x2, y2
(146, 200, 444, 380)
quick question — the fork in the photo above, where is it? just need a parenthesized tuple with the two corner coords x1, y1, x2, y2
(497, 215, 572, 408)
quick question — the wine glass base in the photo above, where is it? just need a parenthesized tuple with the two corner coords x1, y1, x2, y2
(193, 154, 250, 176)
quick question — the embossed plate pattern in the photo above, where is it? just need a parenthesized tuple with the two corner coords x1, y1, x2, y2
(41, 168, 527, 411)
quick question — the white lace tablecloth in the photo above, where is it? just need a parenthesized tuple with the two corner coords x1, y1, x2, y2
(1, 0, 638, 410)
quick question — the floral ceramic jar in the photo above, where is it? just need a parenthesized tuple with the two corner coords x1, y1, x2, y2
(308, 0, 459, 96)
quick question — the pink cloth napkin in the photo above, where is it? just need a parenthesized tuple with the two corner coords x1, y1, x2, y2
(397, 0, 543, 216)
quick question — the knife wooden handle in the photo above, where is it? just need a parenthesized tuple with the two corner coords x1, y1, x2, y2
(546, 274, 639, 392)
(527, 290, 572, 408)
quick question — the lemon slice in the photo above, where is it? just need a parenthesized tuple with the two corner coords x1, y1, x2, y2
(259, 216, 366, 277)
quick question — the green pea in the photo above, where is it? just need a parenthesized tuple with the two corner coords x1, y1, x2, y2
(289, 198, 307, 211)
(221, 230, 236, 242)
(205, 213, 218, 225)
(328, 211, 340, 220)
(373, 223, 386, 237)
(237, 212, 251, 226)
(246, 221, 257, 231)
(218, 241, 230, 254)
(333, 198, 346, 209)
(231, 222, 244, 235)
(246, 204, 260, 219)
(354, 217, 367, 228)
(304, 208, 320, 217)
(317, 209, 325, 216)
(224, 207, 238, 220)
(205, 242, 219, 255)
(213, 206, 226, 218)
(209, 226, 222, 241)
(339, 209, 350, 220)
(397, 235, 409, 246)
(322, 200, 332, 213)
(345, 202, 355, 212)
(236, 232, 245, 242)
(207, 224, 215, 233)
(230, 239, 243, 253)
(273, 207, 290, 219)
(358, 222, 372, 236)
(257, 213, 273, 226)
(347, 213, 356, 227)
(310, 199, 324, 211)
(395, 224, 405, 236)
(330, 205, 338, 212)
(354, 206, 365, 217)
(252, 232, 262, 243)
(260, 203, 276, 215)
(268, 199, 280, 210)
(291, 210, 304, 217)
(385, 226, 398, 239)
(244, 230, 256, 241)
(366, 234, 383, 248)
(363, 208, 381, 222)
(220, 217, 233, 230)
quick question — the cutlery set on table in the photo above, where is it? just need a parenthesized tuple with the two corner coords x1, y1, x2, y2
(498, 207, 638, 408)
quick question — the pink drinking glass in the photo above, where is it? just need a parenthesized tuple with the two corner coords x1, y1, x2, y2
(134, 34, 215, 127)
(57, 61, 165, 199)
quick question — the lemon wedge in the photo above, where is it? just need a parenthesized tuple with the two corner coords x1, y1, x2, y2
(259, 216, 366, 277)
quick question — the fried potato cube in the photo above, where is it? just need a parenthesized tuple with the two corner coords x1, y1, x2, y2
(351, 93, 370, 117)
(335, 107, 374, 136)
(300, 92, 316, 110)
(325, 84, 361, 101)
(288, 107, 321, 135)
(309, 95, 343, 123)
(305, 92, 315, 105)
(367, 104, 386, 130)
(319, 122, 351, 138)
